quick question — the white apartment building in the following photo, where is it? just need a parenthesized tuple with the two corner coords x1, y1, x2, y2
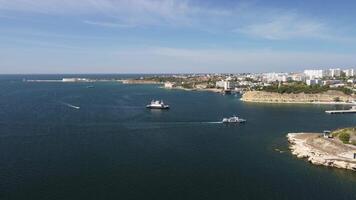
(304, 70, 324, 79)
(290, 73, 305, 82)
(216, 80, 235, 90)
(328, 68, 341, 77)
(264, 73, 289, 83)
(306, 79, 322, 86)
(343, 69, 355, 77)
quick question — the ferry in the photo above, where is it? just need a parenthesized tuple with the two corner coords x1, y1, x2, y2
(222, 116, 246, 123)
(146, 100, 170, 109)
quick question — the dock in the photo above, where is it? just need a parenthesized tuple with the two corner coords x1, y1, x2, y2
(325, 109, 356, 114)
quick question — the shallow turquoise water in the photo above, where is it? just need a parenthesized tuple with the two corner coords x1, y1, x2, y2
(0, 75, 355, 200)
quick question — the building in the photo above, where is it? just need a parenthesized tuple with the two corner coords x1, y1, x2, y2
(329, 68, 342, 77)
(347, 79, 356, 83)
(304, 70, 324, 79)
(322, 80, 342, 86)
(290, 73, 305, 82)
(343, 69, 355, 77)
(264, 73, 289, 83)
(216, 80, 236, 90)
(164, 82, 175, 88)
(306, 79, 322, 86)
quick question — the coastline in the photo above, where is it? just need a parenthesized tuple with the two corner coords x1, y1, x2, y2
(287, 133, 356, 171)
(119, 79, 224, 93)
(118, 79, 163, 84)
(242, 99, 356, 105)
(241, 91, 355, 105)
(161, 86, 223, 93)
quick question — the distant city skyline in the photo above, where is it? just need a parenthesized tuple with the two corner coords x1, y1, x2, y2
(1, 0, 356, 74)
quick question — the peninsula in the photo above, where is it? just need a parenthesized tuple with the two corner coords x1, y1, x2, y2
(121, 71, 356, 104)
(287, 128, 356, 171)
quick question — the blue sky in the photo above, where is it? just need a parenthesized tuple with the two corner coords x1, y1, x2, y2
(1, 0, 356, 74)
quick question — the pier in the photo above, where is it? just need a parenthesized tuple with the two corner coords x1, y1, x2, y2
(326, 106, 356, 114)
(325, 109, 356, 114)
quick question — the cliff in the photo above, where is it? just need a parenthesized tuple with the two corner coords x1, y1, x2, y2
(241, 90, 354, 104)
(287, 133, 356, 171)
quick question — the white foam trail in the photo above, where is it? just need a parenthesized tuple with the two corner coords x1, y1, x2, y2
(61, 102, 80, 109)
(202, 121, 223, 124)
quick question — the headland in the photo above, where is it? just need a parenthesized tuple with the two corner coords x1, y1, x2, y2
(287, 128, 356, 171)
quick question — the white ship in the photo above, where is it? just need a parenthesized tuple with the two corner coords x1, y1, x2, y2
(222, 116, 246, 123)
(146, 100, 170, 109)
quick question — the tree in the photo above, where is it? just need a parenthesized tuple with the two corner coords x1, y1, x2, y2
(339, 132, 350, 144)
(333, 97, 341, 102)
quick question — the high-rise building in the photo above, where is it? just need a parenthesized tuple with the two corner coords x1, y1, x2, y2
(329, 68, 341, 77)
(343, 69, 354, 77)
(304, 70, 324, 79)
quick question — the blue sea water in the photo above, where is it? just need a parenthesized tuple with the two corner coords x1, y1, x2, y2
(0, 74, 355, 200)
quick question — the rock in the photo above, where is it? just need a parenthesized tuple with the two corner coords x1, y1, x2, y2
(242, 91, 354, 103)
(287, 133, 356, 171)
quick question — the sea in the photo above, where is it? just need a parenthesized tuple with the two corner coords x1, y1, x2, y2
(0, 74, 355, 200)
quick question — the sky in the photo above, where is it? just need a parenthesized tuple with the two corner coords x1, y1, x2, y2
(1, 0, 356, 74)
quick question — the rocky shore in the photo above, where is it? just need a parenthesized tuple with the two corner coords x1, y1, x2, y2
(241, 91, 355, 104)
(287, 133, 356, 171)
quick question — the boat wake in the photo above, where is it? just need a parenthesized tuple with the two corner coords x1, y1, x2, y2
(60, 102, 80, 110)
(202, 121, 223, 124)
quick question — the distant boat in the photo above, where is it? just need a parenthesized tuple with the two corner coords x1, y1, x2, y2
(86, 85, 94, 88)
(222, 116, 246, 123)
(146, 100, 170, 109)
(61, 102, 80, 110)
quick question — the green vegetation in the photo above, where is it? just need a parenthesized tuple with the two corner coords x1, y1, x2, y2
(339, 132, 351, 144)
(137, 76, 221, 89)
(332, 127, 356, 145)
(261, 82, 329, 94)
(260, 82, 353, 95)
(339, 87, 353, 95)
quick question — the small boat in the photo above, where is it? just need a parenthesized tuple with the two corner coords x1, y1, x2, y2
(86, 85, 95, 88)
(146, 100, 170, 109)
(222, 116, 246, 123)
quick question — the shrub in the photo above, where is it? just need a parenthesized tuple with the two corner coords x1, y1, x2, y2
(351, 140, 356, 146)
(333, 97, 341, 102)
(339, 132, 350, 144)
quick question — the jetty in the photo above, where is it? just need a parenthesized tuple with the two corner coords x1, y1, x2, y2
(325, 106, 356, 114)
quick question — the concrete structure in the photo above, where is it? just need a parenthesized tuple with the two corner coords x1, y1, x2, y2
(304, 70, 324, 79)
(306, 79, 322, 86)
(216, 80, 236, 90)
(164, 82, 175, 88)
(343, 69, 355, 77)
(290, 73, 305, 82)
(347, 79, 356, 83)
(322, 80, 342, 86)
(264, 73, 289, 83)
(329, 68, 342, 77)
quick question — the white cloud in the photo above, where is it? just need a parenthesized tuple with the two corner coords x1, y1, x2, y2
(83, 20, 135, 28)
(0, 0, 337, 40)
(0, 0, 223, 26)
(236, 12, 328, 40)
